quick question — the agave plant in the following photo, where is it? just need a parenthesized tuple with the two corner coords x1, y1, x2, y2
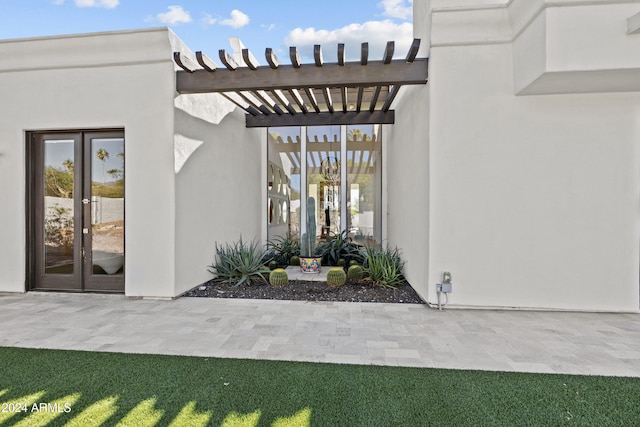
(316, 229, 365, 266)
(267, 235, 300, 267)
(209, 237, 270, 287)
(363, 244, 405, 289)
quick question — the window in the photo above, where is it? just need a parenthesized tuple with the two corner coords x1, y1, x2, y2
(267, 125, 382, 246)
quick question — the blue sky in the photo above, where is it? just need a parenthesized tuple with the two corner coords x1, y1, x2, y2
(0, 1, 413, 62)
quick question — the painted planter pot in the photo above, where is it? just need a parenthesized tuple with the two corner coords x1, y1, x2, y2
(300, 256, 322, 274)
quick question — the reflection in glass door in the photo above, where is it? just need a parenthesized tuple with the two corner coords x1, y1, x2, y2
(84, 133, 125, 290)
(36, 134, 82, 290)
(30, 131, 124, 292)
(267, 125, 383, 248)
(346, 125, 382, 246)
(307, 126, 341, 241)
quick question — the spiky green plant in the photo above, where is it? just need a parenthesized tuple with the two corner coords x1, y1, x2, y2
(269, 260, 278, 270)
(208, 237, 270, 287)
(326, 267, 347, 287)
(290, 255, 300, 266)
(316, 229, 365, 266)
(349, 260, 359, 267)
(269, 268, 289, 286)
(337, 258, 346, 267)
(267, 235, 300, 266)
(347, 264, 364, 281)
(363, 244, 405, 289)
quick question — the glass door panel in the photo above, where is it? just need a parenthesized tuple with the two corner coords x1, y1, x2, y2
(33, 133, 82, 290)
(307, 126, 341, 242)
(267, 127, 301, 242)
(346, 125, 382, 246)
(88, 137, 125, 276)
(43, 140, 76, 274)
(83, 132, 125, 291)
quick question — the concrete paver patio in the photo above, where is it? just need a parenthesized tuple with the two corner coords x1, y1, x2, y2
(1, 292, 639, 377)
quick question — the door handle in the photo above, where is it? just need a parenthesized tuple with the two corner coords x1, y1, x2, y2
(82, 198, 90, 205)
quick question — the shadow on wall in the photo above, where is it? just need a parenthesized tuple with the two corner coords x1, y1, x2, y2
(173, 92, 241, 174)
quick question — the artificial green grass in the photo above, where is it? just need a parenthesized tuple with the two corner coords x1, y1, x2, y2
(0, 346, 638, 426)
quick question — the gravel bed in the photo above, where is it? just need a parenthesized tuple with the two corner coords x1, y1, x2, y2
(184, 279, 425, 304)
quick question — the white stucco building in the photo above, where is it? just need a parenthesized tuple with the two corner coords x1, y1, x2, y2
(1, 0, 639, 312)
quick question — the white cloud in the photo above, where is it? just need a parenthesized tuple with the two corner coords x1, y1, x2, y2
(75, 0, 119, 8)
(378, 0, 413, 20)
(52, 0, 65, 5)
(220, 9, 249, 29)
(157, 5, 192, 25)
(285, 20, 413, 61)
(202, 13, 217, 26)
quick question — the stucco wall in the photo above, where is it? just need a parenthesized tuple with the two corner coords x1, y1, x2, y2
(515, 3, 640, 94)
(384, 1, 432, 303)
(427, 1, 640, 311)
(0, 28, 178, 297)
(386, 84, 431, 302)
(173, 95, 264, 295)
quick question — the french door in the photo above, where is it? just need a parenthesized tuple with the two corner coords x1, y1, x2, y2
(29, 130, 125, 292)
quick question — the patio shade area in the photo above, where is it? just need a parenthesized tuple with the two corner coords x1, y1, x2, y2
(174, 39, 428, 127)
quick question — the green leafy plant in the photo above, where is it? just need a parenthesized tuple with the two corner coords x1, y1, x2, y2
(347, 265, 364, 281)
(363, 244, 405, 288)
(267, 235, 300, 266)
(269, 268, 289, 286)
(326, 267, 346, 287)
(262, 266, 271, 281)
(316, 229, 364, 266)
(209, 237, 270, 287)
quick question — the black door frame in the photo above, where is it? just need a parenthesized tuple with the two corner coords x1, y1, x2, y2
(26, 129, 125, 292)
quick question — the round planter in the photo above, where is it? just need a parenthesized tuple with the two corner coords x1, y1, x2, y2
(300, 256, 321, 274)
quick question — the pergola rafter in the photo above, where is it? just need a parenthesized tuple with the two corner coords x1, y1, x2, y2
(174, 39, 428, 128)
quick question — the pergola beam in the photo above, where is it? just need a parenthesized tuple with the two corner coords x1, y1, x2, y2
(322, 87, 334, 113)
(314, 44, 323, 67)
(246, 110, 395, 127)
(338, 43, 345, 66)
(176, 59, 428, 94)
(242, 48, 259, 70)
(382, 85, 401, 112)
(290, 47, 302, 68)
(383, 41, 395, 64)
(265, 48, 280, 69)
(361, 42, 369, 65)
(195, 51, 217, 72)
(271, 89, 296, 114)
(218, 49, 239, 70)
(174, 39, 427, 128)
(174, 52, 196, 73)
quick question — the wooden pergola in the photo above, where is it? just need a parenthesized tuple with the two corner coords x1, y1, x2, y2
(268, 132, 381, 175)
(173, 39, 428, 128)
